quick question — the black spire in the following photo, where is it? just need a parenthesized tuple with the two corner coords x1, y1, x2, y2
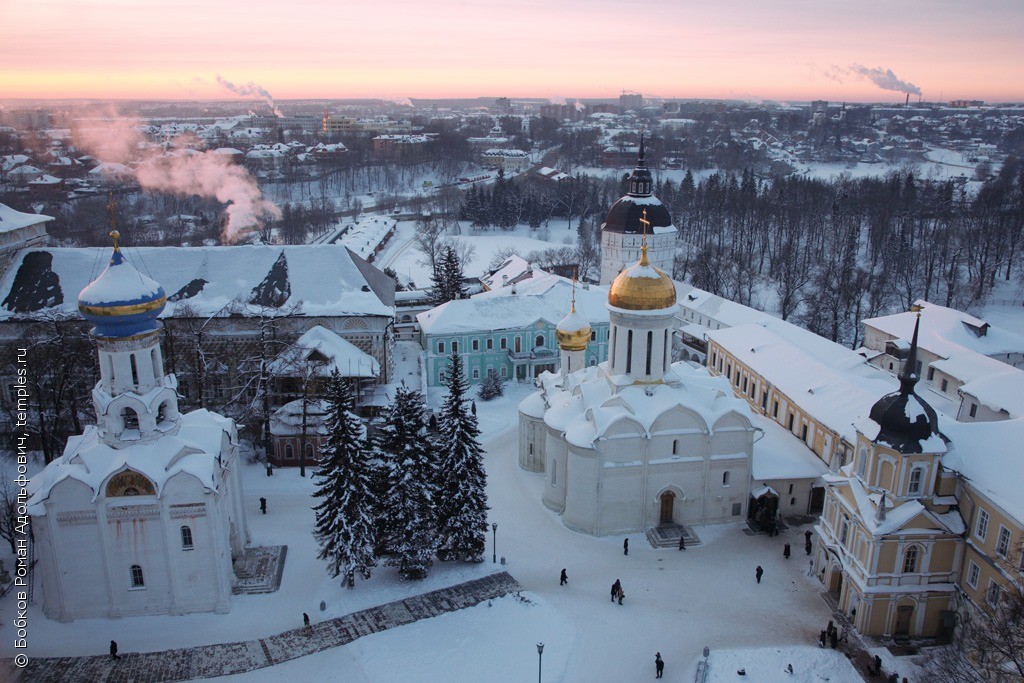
(627, 133, 652, 197)
(898, 312, 921, 394)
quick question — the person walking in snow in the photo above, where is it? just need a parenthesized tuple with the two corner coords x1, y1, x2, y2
(830, 629, 838, 649)
(678, 535, 686, 550)
(805, 539, 812, 555)
(783, 543, 791, 559)
(303, 612, 311, 629)
(623, 538, 629, 555)
(611, 579, 621, 602)
(655, 652, 664, 678)
(259, 497, 267, 514)
(617, 585, 625, 605)
(109, 640, 120, 660)
(560, 568, 568, 585)
(755, 565, 763, 584)
(805, 529, 813, 543)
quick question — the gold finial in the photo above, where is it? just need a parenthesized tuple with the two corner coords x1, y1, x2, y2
(639, 208, 650, 266)
(909, 304, 924, 313)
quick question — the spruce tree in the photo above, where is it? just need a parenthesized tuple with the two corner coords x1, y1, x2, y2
(312, 371, 377, 587)
(477, 369, 503, 401)
(435, 352, 489, 562)
(374, 385, 438, 579)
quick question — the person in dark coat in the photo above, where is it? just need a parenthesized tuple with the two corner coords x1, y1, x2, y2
(830, 629, 838, 649)
(819, 630, 827, 647)
(303, 612, 311, 629)
(783, 543, 791, 558)
(623, 538, 629, 555)
(259, 497, 267, 514)
(805, 529, 813, 543)
(755, 565, 764, 583)
(887, 674, 898, 683)
(805, 540, 813, 555)
(560, 568, 568, 585)
(868, 654, 882, 676)
(617, 585, 625, 605)
(110, 640, 120, 660)
(826, 620, 835, 637)
(678, 535, 686, 550)
(611, 579, 621, 602)
(655, 652, 664, 678)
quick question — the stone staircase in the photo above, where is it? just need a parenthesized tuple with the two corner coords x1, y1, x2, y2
(646, 523, 702, 548)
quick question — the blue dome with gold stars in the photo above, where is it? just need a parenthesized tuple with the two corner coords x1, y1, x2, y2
(78, 231, 166, 339)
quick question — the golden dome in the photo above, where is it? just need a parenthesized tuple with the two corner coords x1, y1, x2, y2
(556, 307, 591, 351)
(608, 246, 676, 311)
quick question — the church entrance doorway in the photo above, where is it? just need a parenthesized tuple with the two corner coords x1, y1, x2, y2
(659, 491, 675, 524)
(894, 605, 913, 638)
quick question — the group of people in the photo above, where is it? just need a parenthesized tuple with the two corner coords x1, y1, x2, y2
(818, 620, 844, 649)
(867, 654, 908, 682)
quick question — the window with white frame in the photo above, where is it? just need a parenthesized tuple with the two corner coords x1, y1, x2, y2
(857, 447, 868, 479)
(986, 579, 1001, 607)
(966, 560, 980, 589)
(976, 509, 990, 541)
(472, 368, 480, 380)
(438, 341, 445, 354)
(472, 339, 479, 351)
(840, 517, 850, 545)
(908, 466, 924, 495)
(902, 545, 919, 573)
(996, 526, 1011, 558)
(181, 525, 194, 550)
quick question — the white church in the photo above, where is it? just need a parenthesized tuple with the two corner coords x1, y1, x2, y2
(27, 232, 250, 621)
(519, 208, 757, 536)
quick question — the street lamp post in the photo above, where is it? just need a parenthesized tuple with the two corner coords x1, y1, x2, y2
(537, 642, 544, 683)
(492, 522, 498, 563)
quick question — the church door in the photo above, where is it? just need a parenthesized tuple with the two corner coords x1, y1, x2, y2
(894, 605, 913, 637)
(659, 491, 675, 524)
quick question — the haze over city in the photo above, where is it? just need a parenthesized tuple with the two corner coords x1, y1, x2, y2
(3, 0, 1024, 102)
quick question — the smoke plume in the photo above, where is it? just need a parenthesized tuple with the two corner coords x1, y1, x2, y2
(824, 64, 922, 97)
(72, 115, 280, 243)
(136, 154, 281, 243)
(216, 74, 284, 118)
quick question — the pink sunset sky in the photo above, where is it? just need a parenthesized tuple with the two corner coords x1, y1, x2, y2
(2, 0, 1023, 102)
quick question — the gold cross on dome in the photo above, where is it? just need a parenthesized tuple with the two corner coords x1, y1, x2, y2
(640, 208, 650, 236)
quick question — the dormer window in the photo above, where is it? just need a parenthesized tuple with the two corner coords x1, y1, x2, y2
(908, 466, 924, 495)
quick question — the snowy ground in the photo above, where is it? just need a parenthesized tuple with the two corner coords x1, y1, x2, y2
(4, 383, 932, 682)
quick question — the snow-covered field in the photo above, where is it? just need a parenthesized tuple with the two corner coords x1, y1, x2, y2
(2, 382, 926, 681)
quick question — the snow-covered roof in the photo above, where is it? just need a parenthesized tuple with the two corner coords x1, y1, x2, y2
(27, 409, 235, 516)
(0, 244, 394, 320)
(942, 416, 1024, 523)
(750, 413, 830, 481)
(536, 361, 754, 449)
(674, 281, 776, 329)
(88, 161, 132, 176)
(957, 369, 1024, 418)
(268, 325, 380, 378)
(863, 300, 1024, 365)
(707, 319, 901, 444)
(417, 273, 608, 335)
(0, 202, 53, 235)
(480, 255, 534, 290)
(339, 216, 395, 261)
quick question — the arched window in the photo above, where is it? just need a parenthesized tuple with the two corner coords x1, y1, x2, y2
(121, 407, 139, 430)
(285, 443, 294, 459)
(857, 447, 868, 479)
(840, 516, 850, 545)
(305, 443, 315, 458)
(551, 460, 557, 486)
(626, 330, 633, 374)
(151, 348, 160, 377)
(108, 355, 116, 384)
(130, 354, 139, 386)
(672, 440, 678, 455)
(903, 545, 919, 573)
(130, 564, 145, 588)
(610, 327, 617, 360)
(645, 330, 653, 375)
(180, 525, 194, 550)
(908, 467, 924, 495)
(722, 471, 730, 486)
(663, 329, 669, 370)
(535, 334, 544, 348)
(156, 401, 169, 424)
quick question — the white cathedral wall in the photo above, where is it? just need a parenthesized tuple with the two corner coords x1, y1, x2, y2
(518, 412, 545, 472)
(542, 424, 568, 513)
(161, 473, 230, 613)
(599, 231, 677, 285)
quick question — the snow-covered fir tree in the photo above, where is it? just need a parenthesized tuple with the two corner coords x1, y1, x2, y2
(435, 352, 489, 562)
(374, 385, 438, 579)
(477, 369, 504, 401)
(311, 371, 377, 587)
(430, 245, 467, 305)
